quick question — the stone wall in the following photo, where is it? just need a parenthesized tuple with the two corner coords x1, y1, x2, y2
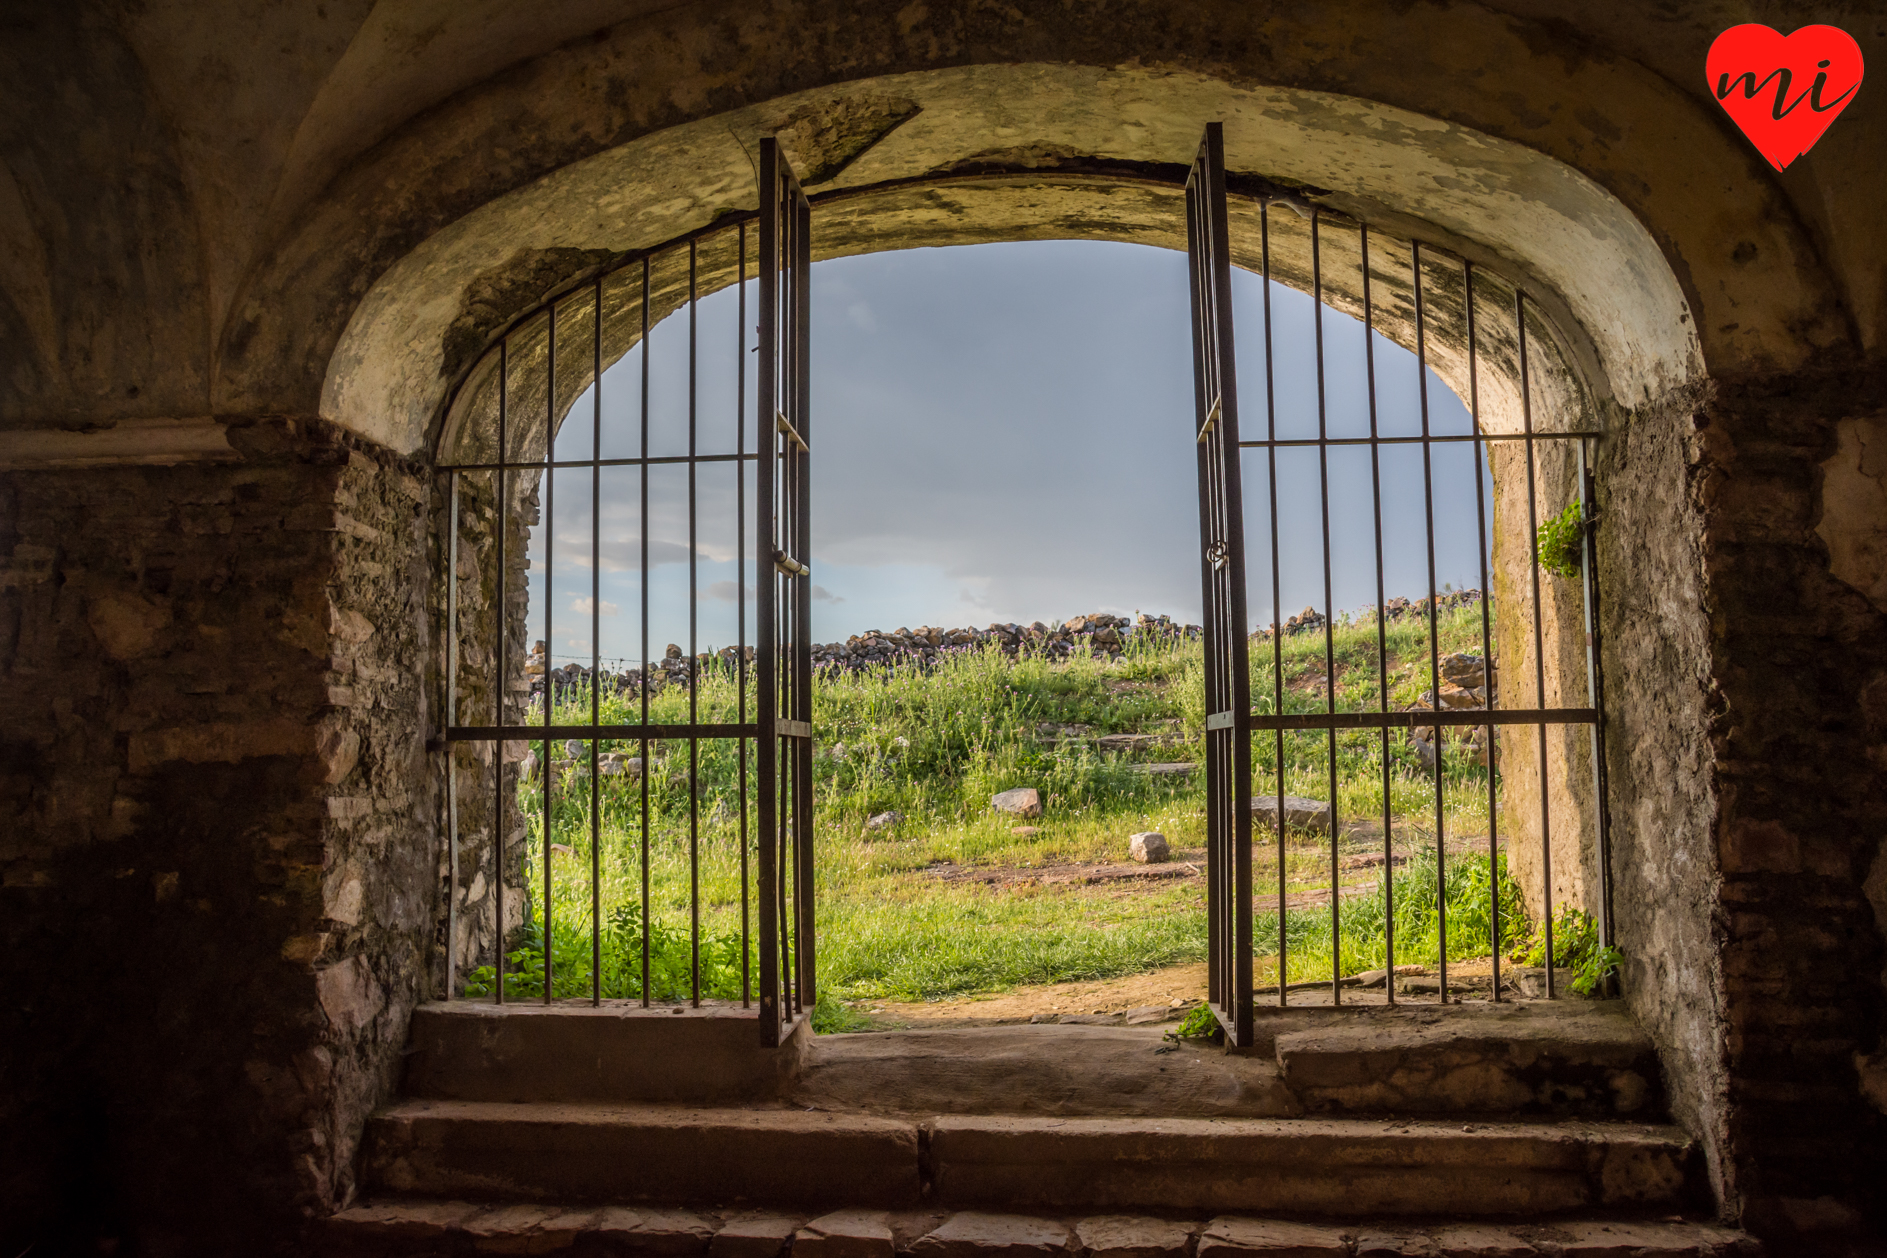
(0, 419, 435, 1255)
(1601, 367, 1887, 1245)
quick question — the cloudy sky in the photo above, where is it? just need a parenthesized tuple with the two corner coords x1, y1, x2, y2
(527, 240, 1491, 667)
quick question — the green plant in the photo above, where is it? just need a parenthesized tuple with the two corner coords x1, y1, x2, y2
(1536, 501, 1585, 578)
(1573, 945, 1624, 997)
(1516, 904, 1620, 995)
(462, 903, 752, 1002)
(1171, 1002, 1223, 1041)
(1262, 847, 1530, 985)
(810, 992, 874, 1034)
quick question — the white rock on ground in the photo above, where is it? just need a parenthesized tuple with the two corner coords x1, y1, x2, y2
(1129, 832, 1170, 863)
(991, 787, 1042, 817)
(865, 810, 903, 831)
(1249, 794, 1333, 833)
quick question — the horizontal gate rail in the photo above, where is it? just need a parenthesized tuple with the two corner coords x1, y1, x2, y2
(1239, 431, 1601, 449)
(446, 723, 765, 741)
(1248, 708, 1597, 733)
(440, 452, 759, 473)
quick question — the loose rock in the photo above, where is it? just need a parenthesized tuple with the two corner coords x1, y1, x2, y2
(865, 810, 903, 831)
(1250, 794, 1334, 834)
(1129, 832, 1171, 864)
(991, 787, 1042, 818)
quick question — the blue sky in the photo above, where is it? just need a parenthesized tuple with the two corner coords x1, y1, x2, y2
(527, 240, 1491, 667)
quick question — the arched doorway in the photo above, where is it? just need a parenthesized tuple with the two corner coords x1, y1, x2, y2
(429, 128, 1608, 1050)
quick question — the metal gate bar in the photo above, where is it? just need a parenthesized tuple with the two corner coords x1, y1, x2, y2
(1187, 122, 1255, 1046)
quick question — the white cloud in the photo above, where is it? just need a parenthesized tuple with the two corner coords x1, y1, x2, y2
(571, 596, 619, 617)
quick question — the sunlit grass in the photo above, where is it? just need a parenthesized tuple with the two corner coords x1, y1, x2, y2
(467, 604, 1523, 1003)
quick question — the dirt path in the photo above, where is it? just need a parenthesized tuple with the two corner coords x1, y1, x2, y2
(859, 962, 1211, 1027)
(850, 955, 1514, 1028)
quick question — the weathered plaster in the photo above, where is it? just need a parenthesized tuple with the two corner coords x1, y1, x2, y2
(326, 64, 1696, 456)
(1817, 415, 1887, 614)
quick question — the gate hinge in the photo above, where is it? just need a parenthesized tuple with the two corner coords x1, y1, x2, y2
(773, 549, 809, 578)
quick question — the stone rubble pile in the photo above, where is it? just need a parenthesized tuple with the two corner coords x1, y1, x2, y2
(814, 612, 1201, 672)
(1408, 650, 1498, 770)
(521, 613, 1209, 698)
(1251, 588, 1486, 641)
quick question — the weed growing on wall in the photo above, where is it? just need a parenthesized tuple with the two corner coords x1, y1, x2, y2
(1535, 502, 1585, 578)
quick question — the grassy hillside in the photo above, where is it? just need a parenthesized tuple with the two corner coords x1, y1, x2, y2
(471, 601, 1531, 1006)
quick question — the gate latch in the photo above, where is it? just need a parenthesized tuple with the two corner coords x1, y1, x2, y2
(1205, 540, 1229, 571)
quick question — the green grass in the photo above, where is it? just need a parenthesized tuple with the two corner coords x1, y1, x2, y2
(468, 603, 1528, 1006)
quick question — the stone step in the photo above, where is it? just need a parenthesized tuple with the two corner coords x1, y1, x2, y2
(324, 1200, 1760, 1257)
(361, 1102, 1695, 1217)
(790, 1024, 1298, 1119)
(363, 1100, 921, 1209)
(400, 1000, 1664, 1123)
(1265, 1001, 1663, 1119)
(401, 1001, 809, 1106)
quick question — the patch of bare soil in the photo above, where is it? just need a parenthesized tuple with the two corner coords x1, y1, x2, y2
(855, 956, 1522, 1027)
(859, 962, 1211, 1028)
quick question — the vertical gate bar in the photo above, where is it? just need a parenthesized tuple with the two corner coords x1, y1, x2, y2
(1413, 242, 1448, 1003)
(1261, 201, 1286, 1006)
(1516, 291, 1556, 996)
(1310, 211, 1341, 1003)
(640, 256, 652, 1005)
(792, 185, 817, 1016)
(495, 339, 509, 1006)
(688, 239, 702, 1007)
(780, 191, 794, 1022)
(1578, 435, 1615, 953)
(1465, 263, 1500, 1000)
(591, 280, 603, 1006)
(1184, 169, 1219, 1019)
(737, 222, 751, 1008)
(756, 143, 782, 1045)
(447, 470, 461, 999)
(1360, 225, 1394, 1002)
(543, 302, 556, 1005)
(1187, 124, 1250, 1046)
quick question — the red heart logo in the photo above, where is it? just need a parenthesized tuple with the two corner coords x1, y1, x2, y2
(1708, 24, 1864, 171)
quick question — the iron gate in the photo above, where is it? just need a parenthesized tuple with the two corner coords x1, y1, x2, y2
(1185, 124, 1611, 1049)
(755, 139, 816, 1047)
(434, 123, 1611, 1052)
(434, 140, 815, 1047)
